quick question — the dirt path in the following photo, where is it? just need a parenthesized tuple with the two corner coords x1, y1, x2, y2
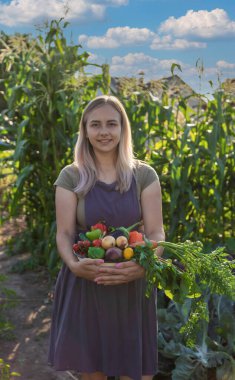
(0, 219, 80, 380)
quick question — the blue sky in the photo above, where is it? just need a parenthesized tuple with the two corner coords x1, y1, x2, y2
(0, 0, 235, 94)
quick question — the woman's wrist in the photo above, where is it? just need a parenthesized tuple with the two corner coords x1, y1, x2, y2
(67, 257, 80, 273)
(154, 246, 164, 257)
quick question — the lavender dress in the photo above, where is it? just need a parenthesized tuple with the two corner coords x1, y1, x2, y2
(48, 177, 158, 380)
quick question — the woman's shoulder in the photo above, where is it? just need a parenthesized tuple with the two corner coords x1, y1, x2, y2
(133, 160, 159, 191)
(134, 159, 158, 176)
(54, 163, 80, 191)
(59, 163, 79, 176)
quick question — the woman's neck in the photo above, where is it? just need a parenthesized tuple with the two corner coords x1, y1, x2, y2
(95, 153, 118, 183)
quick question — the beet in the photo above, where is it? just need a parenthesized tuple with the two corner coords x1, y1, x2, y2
(105, 247, 123, 261)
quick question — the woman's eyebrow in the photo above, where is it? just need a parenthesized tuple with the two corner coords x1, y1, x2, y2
(90, 119, 119, 123)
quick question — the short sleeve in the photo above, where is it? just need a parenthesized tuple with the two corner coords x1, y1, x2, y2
(134, 161, 159, 193)
(54, 164, 79, 192)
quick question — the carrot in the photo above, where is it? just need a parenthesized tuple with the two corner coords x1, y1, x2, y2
(150, 240, 158, 248)
(129, 241, 146, 247)
(130, 240, 158, 248)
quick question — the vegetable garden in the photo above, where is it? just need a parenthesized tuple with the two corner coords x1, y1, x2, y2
(0, 20, 235, 380)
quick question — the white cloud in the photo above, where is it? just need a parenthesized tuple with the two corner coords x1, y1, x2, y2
(216, 60, 235, 70)
(110, 52, 184, 79)
(151, 35, 206, 50)
(112, 52, 158, 66)
(79, 26, 205, 51)
(79, 27, 155, 49)
(0, 0, 127, 26)
(77, 9, 235, 52)
(78, 9, 235, 52)
(159, 8, 235, 38)
(98, 0, 128, 4)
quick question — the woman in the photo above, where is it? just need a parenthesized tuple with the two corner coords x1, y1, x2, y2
(48, 95, 165, 380)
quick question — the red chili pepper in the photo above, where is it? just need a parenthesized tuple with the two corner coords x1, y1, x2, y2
(91, 223, 107, 233)
(92, 239, 102, 247)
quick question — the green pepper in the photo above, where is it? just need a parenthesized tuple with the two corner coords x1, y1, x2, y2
(86, 228, 102, 241)
(88, 247, 105, 259)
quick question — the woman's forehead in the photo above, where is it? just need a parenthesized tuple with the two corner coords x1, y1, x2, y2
(86, 103, 121, 121)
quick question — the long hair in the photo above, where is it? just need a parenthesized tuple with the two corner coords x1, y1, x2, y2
(74, 95, 135, 196)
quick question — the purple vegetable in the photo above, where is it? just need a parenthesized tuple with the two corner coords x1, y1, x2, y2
(105, 247, 123, 261)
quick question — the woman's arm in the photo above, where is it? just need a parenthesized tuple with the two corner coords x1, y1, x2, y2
(55, 187, 77, 268)
(55, 187, 104, 280)
(141, 179, 165, 256)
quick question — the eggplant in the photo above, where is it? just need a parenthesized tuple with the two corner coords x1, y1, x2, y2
(109, 229, 125, 239)
(105, 247, 123, 261)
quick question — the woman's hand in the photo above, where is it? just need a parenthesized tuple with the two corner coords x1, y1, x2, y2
(94, 261, 145, 285)
(70, 258, 105, 281)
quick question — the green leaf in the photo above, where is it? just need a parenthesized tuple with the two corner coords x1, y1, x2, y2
(15, 164, 34, 188)
(216, 359, 235, 380)
(171, 63, 182, 76)
(187, 292, 201, 299)
(164, 289, 174, 299)
(48, 248, 58, 270)
(10, 371, 21, 377)
(0, 141, 14, 150)
(55, 38, 64, 54)
(172, 356, 206, 380)
(13, 139, 27, 161)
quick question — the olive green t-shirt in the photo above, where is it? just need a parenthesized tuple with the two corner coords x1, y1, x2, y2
(54, 160, 159, 228)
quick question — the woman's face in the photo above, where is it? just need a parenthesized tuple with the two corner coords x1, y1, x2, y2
(85, 103, 122, 156)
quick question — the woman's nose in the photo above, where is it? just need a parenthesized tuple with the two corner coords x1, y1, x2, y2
(99, 125, 109, 135)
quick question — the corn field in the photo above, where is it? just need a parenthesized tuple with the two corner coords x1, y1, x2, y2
(0, 20, 235, 379)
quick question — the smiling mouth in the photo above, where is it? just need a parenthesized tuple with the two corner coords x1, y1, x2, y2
(98, 139, 112, 143)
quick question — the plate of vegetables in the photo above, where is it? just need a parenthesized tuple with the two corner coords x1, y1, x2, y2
(73, 221, 152, 263)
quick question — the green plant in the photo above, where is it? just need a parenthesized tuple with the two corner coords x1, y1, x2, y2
(115, 79, 235, 247)
(0, 20, 106, 271)
(157, 295, 235, 380)
(0, 275, 18, 340)
(0, 277, 18, 380)
(0, 358, 20, 379)
(1, 23, 235, 377)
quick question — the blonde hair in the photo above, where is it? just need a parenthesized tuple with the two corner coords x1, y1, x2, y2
(74, 95, 135, 196)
